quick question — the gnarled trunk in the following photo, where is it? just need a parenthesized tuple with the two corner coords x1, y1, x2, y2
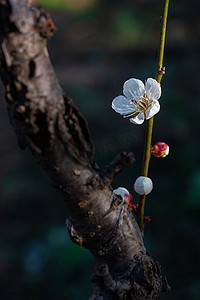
(0, 1, 170, 299)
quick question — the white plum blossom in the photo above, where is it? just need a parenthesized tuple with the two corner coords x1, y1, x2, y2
(112, 78, 161, 125)
(134, 176, 153, 195)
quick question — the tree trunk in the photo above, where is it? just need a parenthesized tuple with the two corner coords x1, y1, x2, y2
(0, 1, 170, 299)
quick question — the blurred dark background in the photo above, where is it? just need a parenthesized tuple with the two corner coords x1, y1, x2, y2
(0, 0, 200, 299)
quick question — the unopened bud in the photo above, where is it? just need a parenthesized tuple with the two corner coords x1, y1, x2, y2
(132, 204, 139, 214)
(134, 176, 153, 195)
(113, 187, 129, 198)
(113, 187, 133, 210)
(144, 216, 151, 223)
(151, 141, 169, 158)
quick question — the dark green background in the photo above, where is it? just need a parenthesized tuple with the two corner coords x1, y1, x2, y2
(0, 0, 199, 299)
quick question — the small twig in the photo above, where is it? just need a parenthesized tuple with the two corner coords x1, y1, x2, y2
(137, 0, 170, 231)
(101, 151, 135, 184)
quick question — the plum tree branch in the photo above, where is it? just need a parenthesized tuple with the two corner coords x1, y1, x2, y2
(100, 151, 135, 185)
(0, 1, 170, 299)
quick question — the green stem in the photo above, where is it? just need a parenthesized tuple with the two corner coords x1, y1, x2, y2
(137, 0, 169, 231)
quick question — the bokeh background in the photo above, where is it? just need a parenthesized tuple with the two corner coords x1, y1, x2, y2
(0, 0, 200, 299)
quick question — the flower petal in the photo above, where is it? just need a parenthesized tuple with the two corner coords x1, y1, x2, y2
(112, 95, 135, 114)
(145, 78, 161, 100)
(123, 78, 145, 100)
(113, 187, 129, 198)
(129, 112, 144, 125)
(146, 100, 160, 119)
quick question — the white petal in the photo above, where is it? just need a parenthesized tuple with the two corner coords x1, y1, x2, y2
(112, 95, 135, 114)
(113, 187, 129, 198)
(134, 176, 153, 195)
(146, 100, 160, 119)
(129, 112, 144, 125)
(145, 78, 161, 101)
(123, 78, 145, 100)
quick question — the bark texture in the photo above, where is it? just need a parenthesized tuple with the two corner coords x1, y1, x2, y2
(0, 1, 170, 299)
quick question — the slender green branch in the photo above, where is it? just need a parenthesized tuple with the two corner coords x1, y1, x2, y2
(137, 0, 169, 231)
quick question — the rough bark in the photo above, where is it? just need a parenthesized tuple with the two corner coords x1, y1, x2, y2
(0, 1, 170, 299)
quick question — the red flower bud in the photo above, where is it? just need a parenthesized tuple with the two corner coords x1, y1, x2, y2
(131, 204, 139, 214)
(151, 141, 169, 158)
(144, 216, 151, 223)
